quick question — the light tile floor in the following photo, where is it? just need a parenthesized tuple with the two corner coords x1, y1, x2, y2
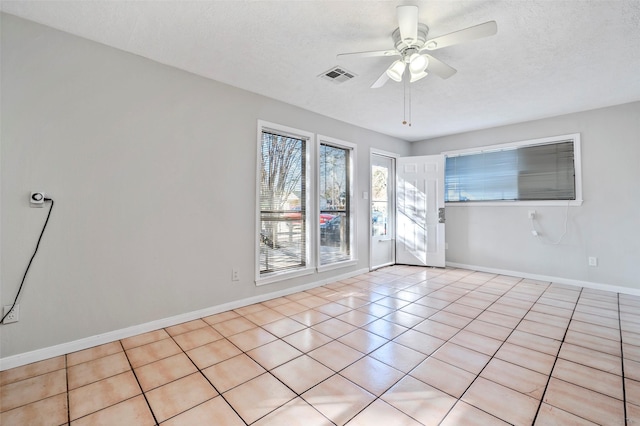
(2, 266, 639, 425)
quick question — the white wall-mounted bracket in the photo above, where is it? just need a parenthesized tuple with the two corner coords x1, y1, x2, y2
(30, 192, 46, 207)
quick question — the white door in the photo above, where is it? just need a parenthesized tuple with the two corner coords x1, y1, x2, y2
(370, 154, 395, 269)
(396, 155, 446, 267)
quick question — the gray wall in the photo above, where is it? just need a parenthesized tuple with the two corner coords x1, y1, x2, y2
(411, 101, 640, 290)
(1, 14, 410, 357)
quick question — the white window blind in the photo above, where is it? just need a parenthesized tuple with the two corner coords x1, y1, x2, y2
(319, 143, 350, 265)
(259, 131, 307, 275)
(445, 139, 577, 202)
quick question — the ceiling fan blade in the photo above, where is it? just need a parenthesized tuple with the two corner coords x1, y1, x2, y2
(371, 70, 390, 89)
(423, 54, 457, 79)
(337, 49, 399, 59)
(422, 21, 497, 50)
(397, 5, 418, 43)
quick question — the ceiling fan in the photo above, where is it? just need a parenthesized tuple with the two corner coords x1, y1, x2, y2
(337, 5, 497, 88)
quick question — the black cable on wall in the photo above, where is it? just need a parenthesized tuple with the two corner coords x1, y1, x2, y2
(1, 198, 54, 325)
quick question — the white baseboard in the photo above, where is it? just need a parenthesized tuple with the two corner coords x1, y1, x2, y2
(0, 268, 369, 371)
(5, 263, 635, 371)
(447, 262, 640, 296)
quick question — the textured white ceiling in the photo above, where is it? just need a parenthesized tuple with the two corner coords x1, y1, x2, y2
(2, 1, 640, 142)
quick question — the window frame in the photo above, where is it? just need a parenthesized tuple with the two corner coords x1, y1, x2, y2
(255, 120, 315, 285)
(316, 135, 358, 272)
(443, 133, 583, 207)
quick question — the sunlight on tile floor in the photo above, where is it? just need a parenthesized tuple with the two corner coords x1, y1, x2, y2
(1, 266, 639, 425)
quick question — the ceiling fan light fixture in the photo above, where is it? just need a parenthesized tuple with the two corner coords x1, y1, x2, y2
(408, 53, 429, 74)
(386, 60, 406, 82)
(410, 69, 429, 82)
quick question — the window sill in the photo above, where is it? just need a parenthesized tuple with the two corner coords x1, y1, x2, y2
(317, 259, 358, 273)
(255, 267, 315, 286)
(445, 200, 583, 207)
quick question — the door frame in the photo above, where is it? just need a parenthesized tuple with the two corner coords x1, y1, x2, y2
(369, 149, 399, 271)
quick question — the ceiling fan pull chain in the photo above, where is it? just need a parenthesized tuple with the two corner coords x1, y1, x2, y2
(402, 71, 411, 126)
(408, 79, 412, 127)
(403, 74, 407, 125)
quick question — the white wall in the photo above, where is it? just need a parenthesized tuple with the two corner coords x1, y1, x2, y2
(0, 14, 410, 358)
(411, 101, 640, 290)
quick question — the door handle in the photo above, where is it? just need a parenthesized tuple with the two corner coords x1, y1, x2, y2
(438, 208, 446, 224)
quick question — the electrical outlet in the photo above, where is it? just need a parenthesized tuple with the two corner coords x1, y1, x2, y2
(232, 269, 239, 281)
(528, 210, 536, 219)
(30, 192, 46, 208)
(3, 304, 19, 323)
(588, 257, 598, 267)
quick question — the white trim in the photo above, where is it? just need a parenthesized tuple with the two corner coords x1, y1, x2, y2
(307, 135, 317, 273)
(369, 147, 402, 159)
(371, 261, 395, 271)
(1, 268, 369, 371)
(369, 152, 398, 271)
(320, 135, 357, 151)
(442, 133, 580, 157)
(572, 133, 583, 206)
(443, 133, 583, 205)
(317, 259, 358, 273)
(446, 200, 583, 207)
(260, 125, 312, 141)
(446, 262, 640, 296)
(255, 266, 315, 286)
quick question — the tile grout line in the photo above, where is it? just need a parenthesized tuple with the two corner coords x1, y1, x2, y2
(306, 271, 623, 425)
(229, 322, 335, 425)
(433, 276, 550, 424)
(65, 354, 71, 425)
(119, 339, 160, 426)
(163, 282, 380, 425)
(255, 274, 418, 424)
(168, 316, 336, 425)
(331, 269, 457, 425)
(253, 269, 453, 425)
(618, 293, 628, 426)
(385, 274, 515, 425)
(430, 277, 616, 422)
(530, 286, 584, 424)
(351, 272, 525, 425)
(279, 274, 407, 425)
(261, 291, 373, 422)
(286, 271, 425, 424)
(166, 328, 249, 425)
(326, 272, 522, 425)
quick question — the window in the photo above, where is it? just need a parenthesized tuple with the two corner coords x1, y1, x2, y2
(257, 122, 312, 282)
(371, 163, 390, 237)
(444, 134, 582, 205)
(256, 123, 357, 284)
(318, 138, 355, 267)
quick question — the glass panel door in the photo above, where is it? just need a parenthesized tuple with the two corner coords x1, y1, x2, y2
(370, 154, 395, 269)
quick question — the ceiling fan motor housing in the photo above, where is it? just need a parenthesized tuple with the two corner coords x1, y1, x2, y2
(393, 23, 429, 57)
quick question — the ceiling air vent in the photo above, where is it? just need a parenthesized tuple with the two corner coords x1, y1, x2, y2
(319, 66, 357, 84)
